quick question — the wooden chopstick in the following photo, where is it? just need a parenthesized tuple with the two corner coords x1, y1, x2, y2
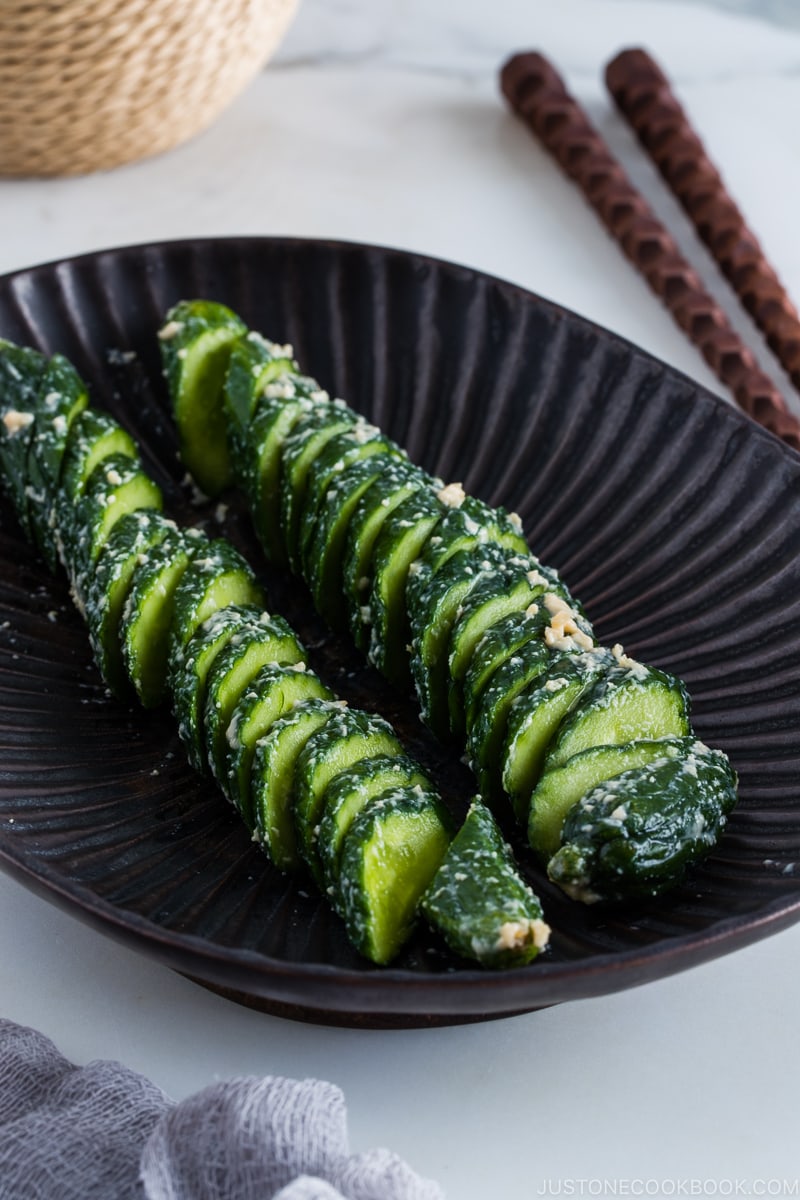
(606, 48, 800, 399)
(499, 50, 800, 453)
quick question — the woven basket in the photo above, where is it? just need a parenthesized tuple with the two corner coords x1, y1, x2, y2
(0, 0, 299, 177)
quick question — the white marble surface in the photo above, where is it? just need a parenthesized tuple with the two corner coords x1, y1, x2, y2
(2, 2, 800, 1197)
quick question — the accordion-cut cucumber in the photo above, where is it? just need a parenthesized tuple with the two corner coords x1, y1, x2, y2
(203, 616, 306, 782)
(299, 425, 399, 552)
(121, 527, 205, 708)
(292, 707, 403, 883)
(367, 485, 444, 683)
(25, 354, 89, 568)
(342, 459, 428, 652)
(413, 493, 528, 580)
(502, 650, 613, 822)
(466, 636, 551, 801)
(279, 404, 361, 571)
(251, 698, 346, 871)
(67, 453, 163, 603)
(239, 377, 330, 567)
(58, 409, 138, 504)
(408, 543, 520, 740)
(462, 607, 548, 733)
(159, 299, 248, 497)
(304, 453, 400, 630)
(529, 736, 688, 860)
(170, 604, 279, 772)
(223, 332, 297, 481)
(0, 340, 48, 538)
(168, 537, 265, 663)
(336, 786, 453, 965)
(548, 743, 738, 903)
(445, 560, 563, 739)
(86, 510, 178, 697)
(542, 657, 691, 775)
(317, 754, 433, 890)
(224, 663, 333, 825)
(421, 797, 550, 968)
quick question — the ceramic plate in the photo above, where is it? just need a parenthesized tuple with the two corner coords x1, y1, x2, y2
(1, 237, 799, 1027)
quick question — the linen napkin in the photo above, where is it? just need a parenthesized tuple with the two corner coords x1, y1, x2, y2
(0, 1019, 444, 1200)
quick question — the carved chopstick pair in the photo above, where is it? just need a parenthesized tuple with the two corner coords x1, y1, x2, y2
(500, 48, 800, 452)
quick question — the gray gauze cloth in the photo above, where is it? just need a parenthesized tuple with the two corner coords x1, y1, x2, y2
(0, 1019, 444, 1200)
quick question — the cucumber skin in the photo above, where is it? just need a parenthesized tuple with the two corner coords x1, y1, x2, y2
(0, 340, 48, 539)
(421, 797, 550, 969)
(547, 743, 738, 903)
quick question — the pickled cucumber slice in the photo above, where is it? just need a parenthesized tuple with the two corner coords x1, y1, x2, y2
(548, 742, 738, 903)
(543, 655, 690, 775)
(317, 754, 433, 890)
(224, 663, 332, 825)
(341, 459, 429, 652)
(251, 698, 345, 871)
(292, 707, 403, 883)
(336, 786, 453, 965)
(25, 354, 89, 568)
(170, 604, 279, 772)
(159, 299, 247, 496)
(86, 509, 178, 697)
(421, 797, 550, 968)
(502, 649, 613, 823)
(529, 736, 688, 859)
(168, 537, 265, 664)
(304, 453, 400, 630)
(466, 635, 551, 801)
(240, 376, 331, 567)
(121, 527, 204, 708)
(203, 616, 306, 781)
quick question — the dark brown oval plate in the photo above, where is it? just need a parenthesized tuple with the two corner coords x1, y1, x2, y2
(1, 237, 799, 1028)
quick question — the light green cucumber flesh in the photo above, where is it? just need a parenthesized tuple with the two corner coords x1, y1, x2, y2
(529, 737, 688, 859)
(337, 793, 452, 965)
(251, 699, 344, 871)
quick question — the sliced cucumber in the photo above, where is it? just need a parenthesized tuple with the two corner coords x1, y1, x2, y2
(292, 707, 403, 884)
(159, 299, 247, 496)
(121, 527, 203, 707)
(366, 484, 444, 683)
(223, 332, 296, 481)
(336, 785, 453, 965)
(0, 340, 48, 538)
(67, 453, 163, 607)
(251, 697, 346, 871)
(543, 657, 691, 774)
(408, 543, 518, 740)
(240, 376, 331, 567)
(86, 509, 178, 697)
(548, 741, 738, 903)
(317, 754, 433, 890)
(279, 404, 360, 571)
(446, 556, 561, 738)
(25, 354, 89, 568)
(224, 663, 332, 826)
(304, 453, 400, 630)
(462, 607, 548, 734)
(58, 408, 138, 504)
(168, 537, 264, 665)
(466, 635, 551, 801)
(421, 797, 550, 968)
(203, 616, 306, 782)
(502, 649, 613, 823)
(170, 604, 279, 772)
(413, 493, 527, 576)
(341, 459, 429, 652)
(529, 736, 688, 859)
